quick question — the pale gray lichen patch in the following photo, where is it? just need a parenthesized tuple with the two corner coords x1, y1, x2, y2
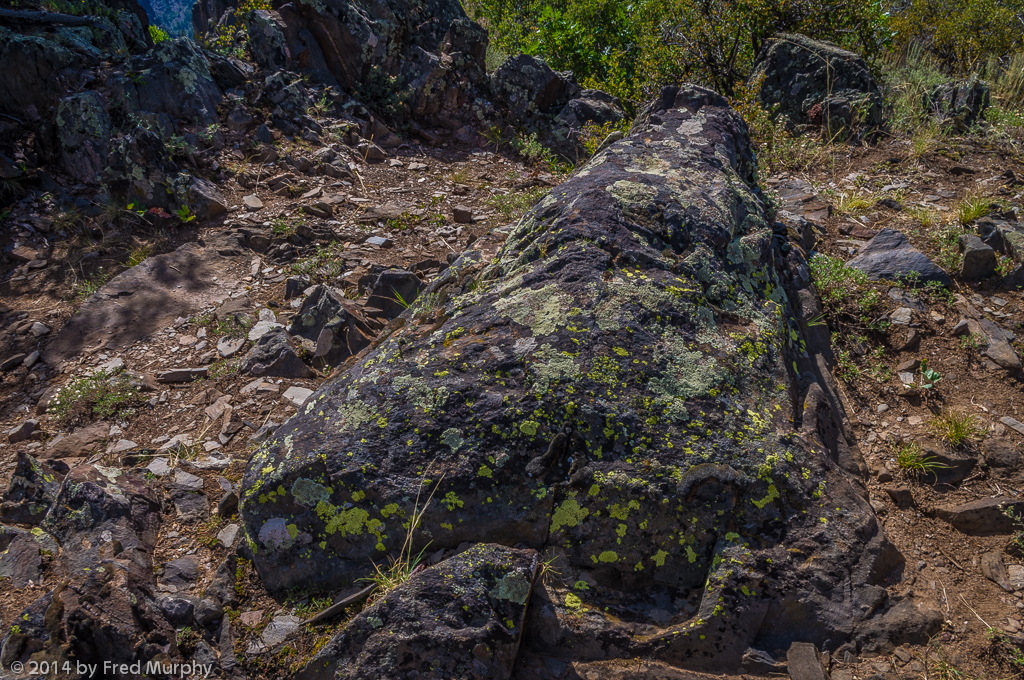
(494, 283, 572, 337)
(529, 344, 580, 394)
(489, 569, 533, 605)
(441, 428, 464, 454)
(291, 478, 329, 508)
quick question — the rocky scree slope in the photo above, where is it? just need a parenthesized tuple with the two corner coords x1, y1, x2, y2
(240, 84, 928, 672)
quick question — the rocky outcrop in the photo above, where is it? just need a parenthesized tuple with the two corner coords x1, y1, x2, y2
(297, 544, 539, 679)
(0, 464, 176, 677)
(750, 33, 882, 134)
(491, 54, 627, 160)
(925, 77, 990, 130)
(240, 84, 911, 671)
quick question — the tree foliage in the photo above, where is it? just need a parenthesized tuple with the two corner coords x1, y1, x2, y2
(467, 0, 891, 106)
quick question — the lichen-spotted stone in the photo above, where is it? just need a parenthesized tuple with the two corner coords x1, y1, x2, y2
(242, 84, 903, 672)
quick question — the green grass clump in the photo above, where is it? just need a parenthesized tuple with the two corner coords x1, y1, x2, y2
(487, 187, 550, 221)
(894, 442, 948, 476)
(929, 408, 983, 447)
(954, 192, 994, 225)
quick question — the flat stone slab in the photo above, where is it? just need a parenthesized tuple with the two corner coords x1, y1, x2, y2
(847, 229, 952, 286)
(44, 244, 240, 367)
(283, 386, 313, 407)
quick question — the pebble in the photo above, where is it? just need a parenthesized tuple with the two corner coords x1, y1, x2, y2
(877, 404, 889, 414)
(890, 307, 913, 325)
(243, 195, 264, 210)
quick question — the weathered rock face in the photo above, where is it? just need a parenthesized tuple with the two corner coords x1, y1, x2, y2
(240, 84, 906, 669)
(749, 33, 882, 130)
(0, 452, 61, 526)
(491, 55, 627, 160)
(846, 228, 952, 286)
(925, 77, 990, 130)
(1, 464, 176, 676)
(216, 0, 492, 131)
(297, 544, 539, 679)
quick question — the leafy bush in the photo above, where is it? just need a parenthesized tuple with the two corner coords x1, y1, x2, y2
(890, 0, 1024, 72)
(467, 0, 891, 106)
(148, 25, 170, 43)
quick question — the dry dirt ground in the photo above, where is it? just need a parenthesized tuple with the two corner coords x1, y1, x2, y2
(2, 125, 1024, 679)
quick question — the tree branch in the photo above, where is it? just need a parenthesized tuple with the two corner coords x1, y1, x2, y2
(0, 8, 112, 32)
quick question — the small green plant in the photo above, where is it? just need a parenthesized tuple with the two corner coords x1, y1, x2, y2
(175, 205, 196, 223)
(208, 358, 240, 379)
(865, 347, 892, 383)
(955, 192, 994, 225)
(960, 332, 989, 352)
(921, 279, 954, 304)
(579, 119, 630, 156)
(290, 595, 333, 617)
(74, 267, 114, 301)
(831, 191, 874, 215)
(176, 626, 201, 653)
(307, 93, 332, 119)
(235, 558, 251, 597)
(929, 223, 965, 273)
(48, 369, 142, 426)
(986, 626, 1024, 669)
(198, 124, 221, 144)
(271, 218, 296, 236)
(165, 135, 194, 159)
(487, 187, 550, 221)
(997, 254, 1017, 278)
(894, 442, 948, 477)
(513, 132, 574, 174)
(929, 407, 982, 447)
(919, 359, 942, 389)
(1004, 506, 1024, 556)
(126, 241, 153, 267)
(835, 347, 861, 383)
(148, 25, 169, 43)
(386, 212, 415, 231)
(291, 241, 347, 282)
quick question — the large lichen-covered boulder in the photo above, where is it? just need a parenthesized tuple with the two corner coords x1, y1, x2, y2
(296, 543, 539, 679)
(240, 84, 903, 670)
(0, 27, 94, 122)
(749, 33, 882, 129)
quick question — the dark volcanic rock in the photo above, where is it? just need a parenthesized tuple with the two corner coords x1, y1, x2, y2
(0, 452, 61, 526)
(240, 329, 314, 378)
(926, 77, 990, 130)
(491, 54, 627, 160)
(847, 228, 952, 286)
(366, 269, 425, 320)
(296, 543, 538, 680)
(288, 286, 378, 368)
(749, 33, 882, 129)
(240, 85, 904, 671)
(3, 464, 177, 677)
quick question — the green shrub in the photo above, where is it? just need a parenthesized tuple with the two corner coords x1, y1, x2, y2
(891, 0, 1024, 72)
(148, 25, 170, 43)
(468, 0, 890, 107)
